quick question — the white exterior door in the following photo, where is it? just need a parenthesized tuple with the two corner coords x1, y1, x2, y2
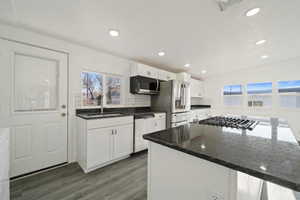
(0, 39, 68, 177)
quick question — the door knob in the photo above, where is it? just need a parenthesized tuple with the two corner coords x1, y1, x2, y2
(61, 105, 66, 109)
(61, 113, 66, 117)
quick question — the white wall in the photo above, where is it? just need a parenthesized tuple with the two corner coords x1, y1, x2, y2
(0, 22, 150, 162)
(203, 57, 300, 140)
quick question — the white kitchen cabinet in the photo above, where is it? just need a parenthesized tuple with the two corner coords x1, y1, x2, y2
(191, 78, 204, 98)
(87, 127, 111, 169)
(157, 69, 176, 81)
(78, 116, 133, 173)
(131, 62, 176, 81)
(152, 113, 167, 132)
(134, 113, 166, 152)
(131, 63, 158, 79)
(113, 124, 134, 159)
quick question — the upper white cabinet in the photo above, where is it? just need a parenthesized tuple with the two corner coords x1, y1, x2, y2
(135, 63, 158, 79)
(190, 78, 204, 98)
(131, 62, 176, 81)
(157, 69, 176, 81)
(77, 116, 133, 173)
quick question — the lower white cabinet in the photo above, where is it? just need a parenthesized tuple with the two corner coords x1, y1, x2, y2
(78, 116, 133, 173)
(87, 127, 111, 169)
(135, 113, 166, 152)
(113, 124, 134, 159)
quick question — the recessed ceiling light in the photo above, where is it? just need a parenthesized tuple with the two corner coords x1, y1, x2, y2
(201, 70, 207, 74)
(246, 8, 260, 17)
(109, 29, 120, 37)
(261, 55, 269, 59)
(255, 40, 266, 45)
(158, 51, 165, 57)
(184, 63, 191, 67)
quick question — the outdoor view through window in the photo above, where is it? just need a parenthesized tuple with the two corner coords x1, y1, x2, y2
(81, 71, 103, 106)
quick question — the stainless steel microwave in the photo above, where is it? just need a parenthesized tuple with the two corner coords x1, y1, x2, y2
(130, 76, 160, 95)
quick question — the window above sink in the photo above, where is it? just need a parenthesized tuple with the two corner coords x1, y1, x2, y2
(80, 71, 123, 108)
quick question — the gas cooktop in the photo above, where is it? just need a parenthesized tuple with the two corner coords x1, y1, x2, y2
(199, 116, 259, 130)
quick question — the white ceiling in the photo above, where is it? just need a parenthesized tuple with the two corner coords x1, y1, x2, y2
(0, 0, 300, 78)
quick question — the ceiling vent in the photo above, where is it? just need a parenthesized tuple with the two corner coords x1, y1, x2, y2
(216, 0, 243, 11)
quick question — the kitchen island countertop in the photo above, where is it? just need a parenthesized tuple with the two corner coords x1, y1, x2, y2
(143, 117, 300, 192)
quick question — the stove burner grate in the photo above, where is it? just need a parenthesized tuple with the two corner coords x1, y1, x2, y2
(199, 116, 259, 130)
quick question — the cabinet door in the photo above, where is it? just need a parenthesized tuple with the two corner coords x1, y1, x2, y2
(155, 118, 166, 132)
(138, 64, 158, 79)
(158, 70, 175, 81)
(113, 124, 133, 159)
(87, 128, 112, 169)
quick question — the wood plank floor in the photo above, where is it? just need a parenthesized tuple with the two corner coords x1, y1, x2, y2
(10, 152, 147, 200)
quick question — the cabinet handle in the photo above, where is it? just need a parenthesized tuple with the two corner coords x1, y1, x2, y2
(111, 130, 114, 135)
(115, 130, 117, 135)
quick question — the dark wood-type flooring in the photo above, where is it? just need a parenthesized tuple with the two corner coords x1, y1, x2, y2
(10, 152, 147, 200)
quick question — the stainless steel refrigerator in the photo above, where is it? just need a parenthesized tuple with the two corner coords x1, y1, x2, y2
(151, 80, 191, 128)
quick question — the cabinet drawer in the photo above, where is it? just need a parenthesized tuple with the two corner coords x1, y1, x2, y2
(87, 116, 133, 130)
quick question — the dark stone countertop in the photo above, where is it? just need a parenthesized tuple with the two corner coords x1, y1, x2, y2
(143, 117, 300, 191)
(191, 105, 211, 110)
(76, 106, 166, 120)
(76, 113, 133, 120)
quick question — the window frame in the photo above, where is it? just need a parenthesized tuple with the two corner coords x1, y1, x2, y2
(246, 82, 273, 108)
(80, 70, 124, 108)
(277, 80, 300, 109)
(222, 84, 244, 107)
(105, 74, 123, 106)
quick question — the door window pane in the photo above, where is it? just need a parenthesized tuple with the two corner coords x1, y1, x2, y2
(14, 53, 58, 112)
(106, 75, 121, 105)
(81, 72, 103, 106)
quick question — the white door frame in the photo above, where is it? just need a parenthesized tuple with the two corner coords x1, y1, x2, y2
(0, 37, 73, 166)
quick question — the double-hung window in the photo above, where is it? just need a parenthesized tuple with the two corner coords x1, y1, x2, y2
(81, 71, 103, 106)
(278, 80, 300, 108)
(81, 71, 122, 107)
(223, 85, 243, 106)
(247, 82, 272, 107)
(106, 75, 121, 105)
